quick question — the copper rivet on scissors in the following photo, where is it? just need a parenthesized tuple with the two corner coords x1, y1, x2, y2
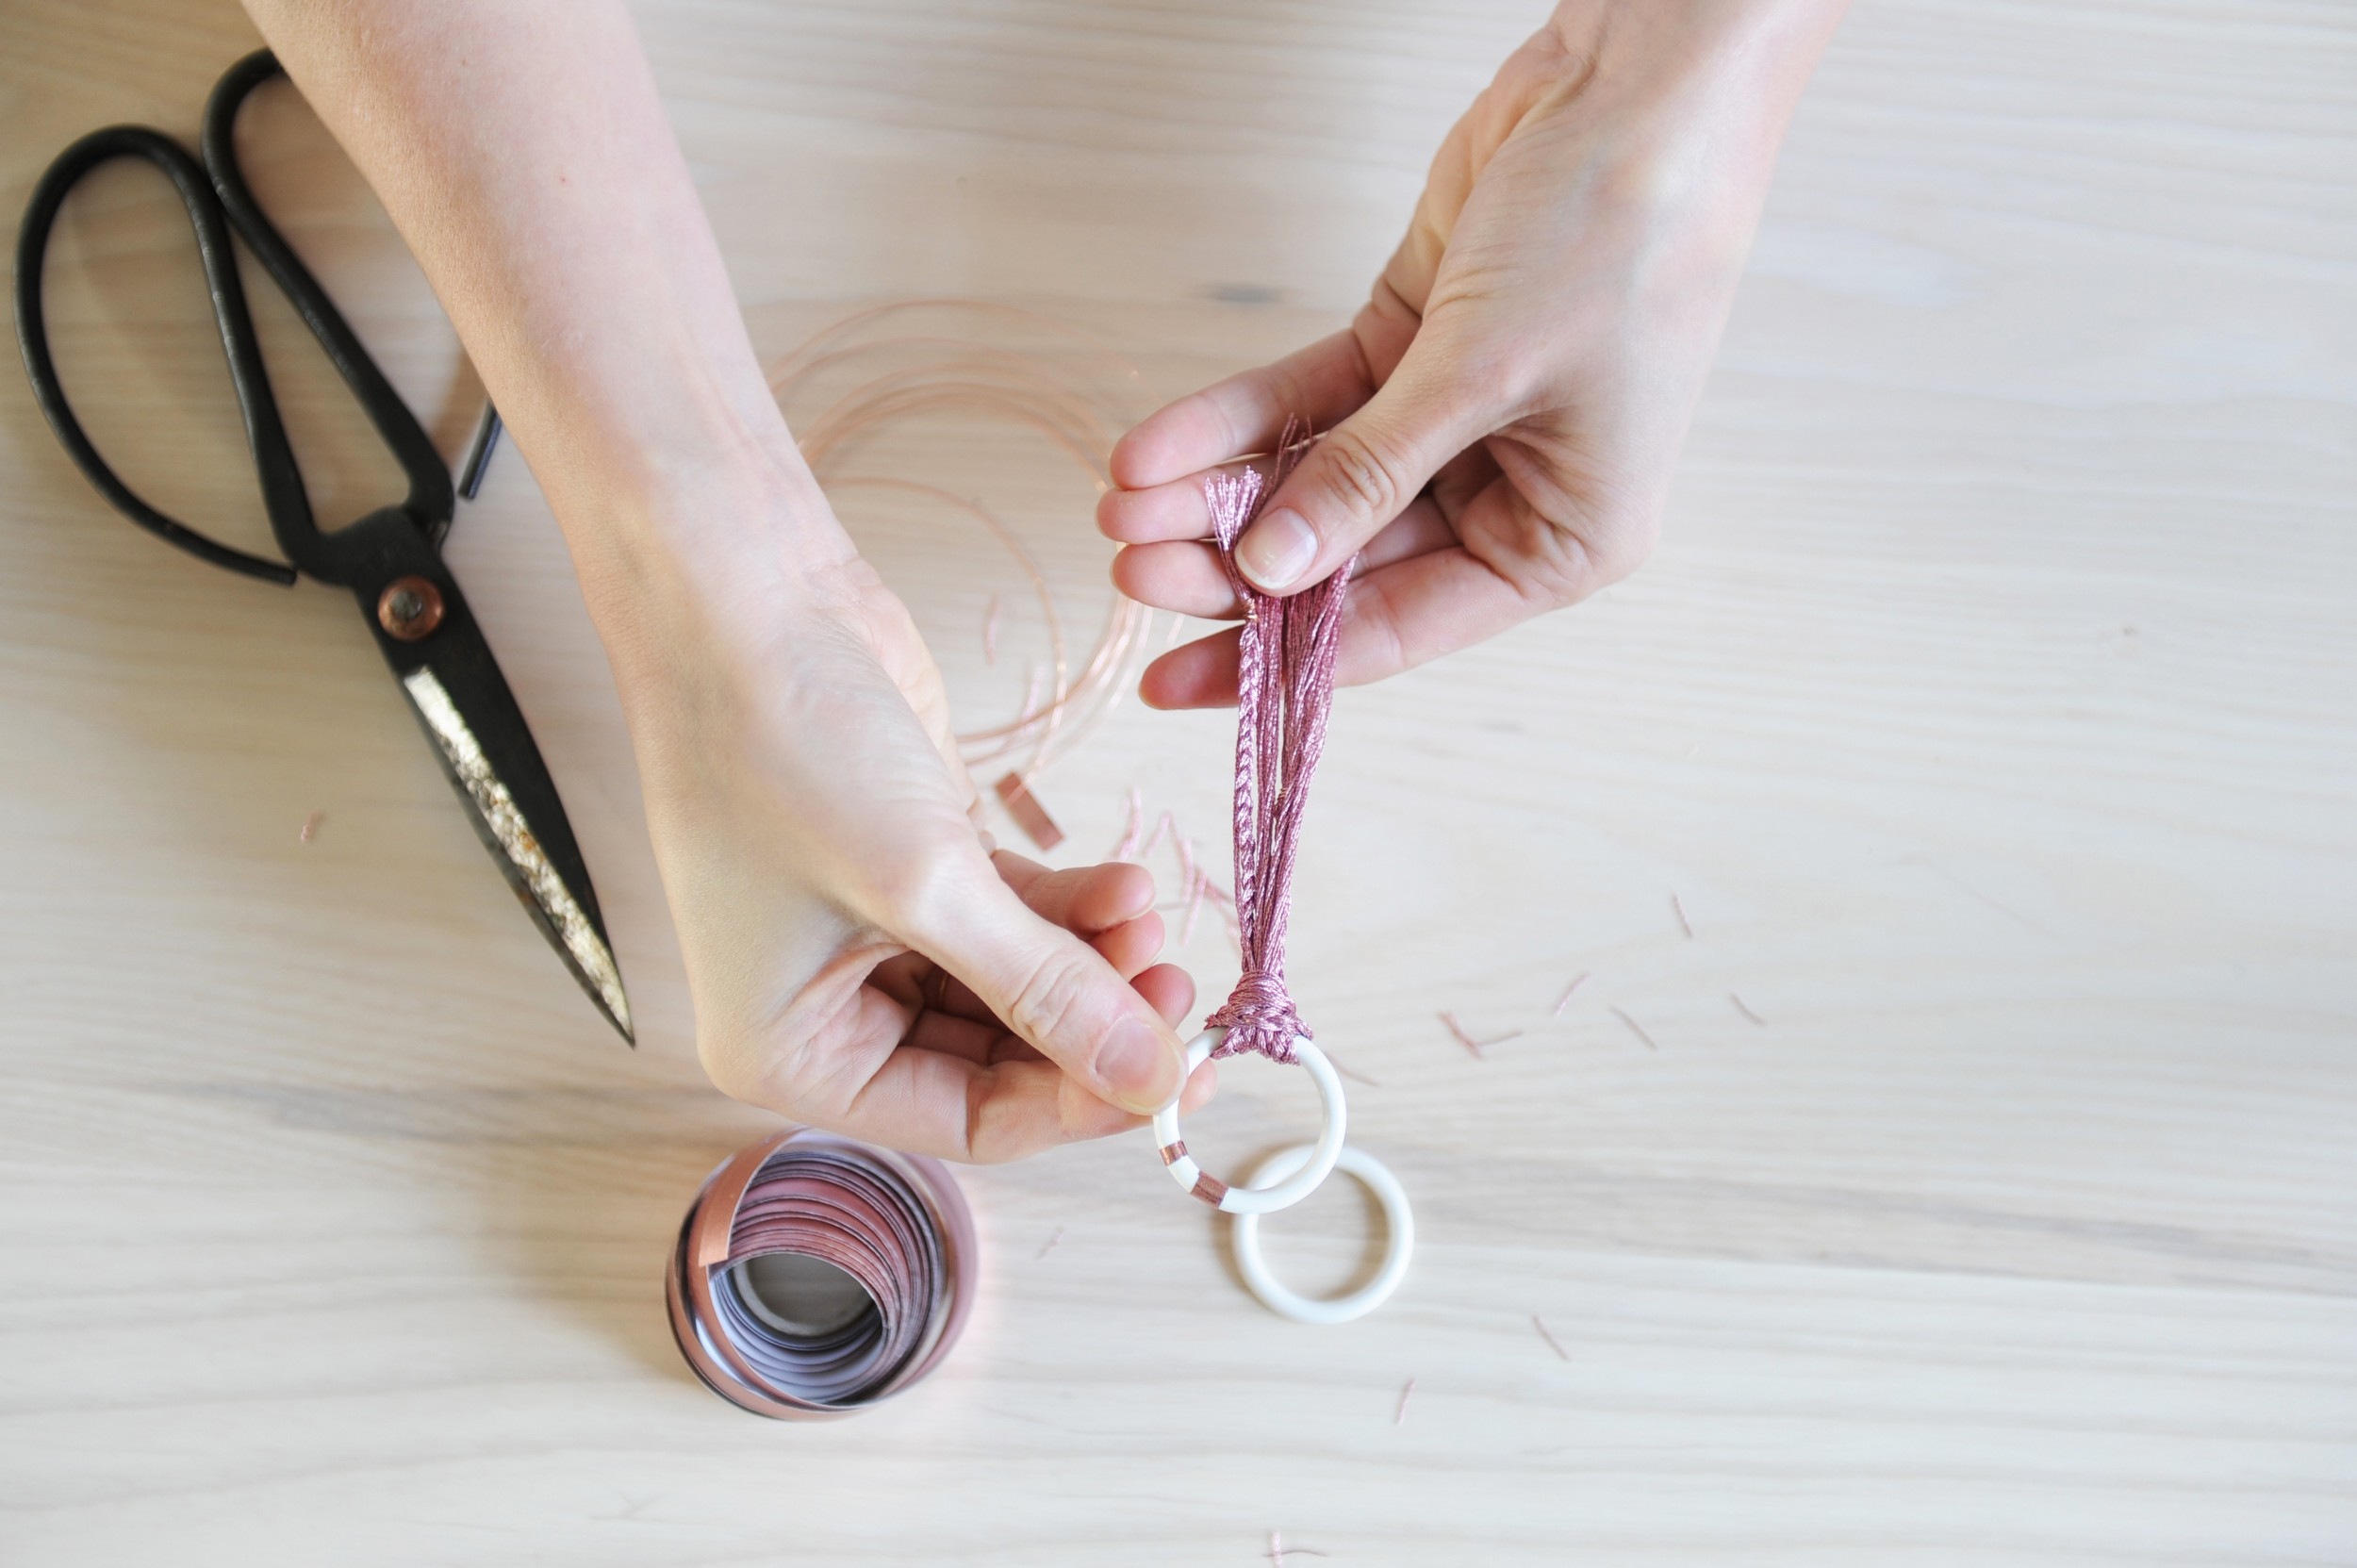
(377, 576, 444, 641)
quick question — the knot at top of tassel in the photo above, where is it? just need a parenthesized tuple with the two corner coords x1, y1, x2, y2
(1201, 421, 1355, 1065)
(1205, 968, 1305, 1064)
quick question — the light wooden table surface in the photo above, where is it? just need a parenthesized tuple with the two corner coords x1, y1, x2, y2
(3, 2, 2352, 1562)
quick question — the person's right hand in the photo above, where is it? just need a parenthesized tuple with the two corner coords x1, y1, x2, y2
(1098, 0, 1843, 706)
(614, 487, 1211, 1163)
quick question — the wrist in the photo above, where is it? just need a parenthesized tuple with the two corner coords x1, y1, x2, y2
(1557, 0, 1847, 127)
(557, 425, 857, 695)
(1540, 0, 1841, 276)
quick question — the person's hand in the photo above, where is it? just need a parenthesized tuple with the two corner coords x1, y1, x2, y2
(615, 488, 1211, 1162)
(233, 0, 1215, 1159)
(1099, 0, 1844, 705)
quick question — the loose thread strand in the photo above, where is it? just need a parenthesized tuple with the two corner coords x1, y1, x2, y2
(767, 302, 1174, 789)
(1610, 1006, 1659, 1052)
(1442, 1011, 1522, 1060)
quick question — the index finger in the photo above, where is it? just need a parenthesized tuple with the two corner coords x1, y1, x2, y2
(1107, 330, 1376, 491)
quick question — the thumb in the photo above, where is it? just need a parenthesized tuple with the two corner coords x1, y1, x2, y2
(1232, 339, 1492, 594)
(909, 858, 1187, 1116)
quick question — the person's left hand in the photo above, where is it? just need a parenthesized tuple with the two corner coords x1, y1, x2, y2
(850, 846, 1200, 1128)
(613, 497, 1214, 1164)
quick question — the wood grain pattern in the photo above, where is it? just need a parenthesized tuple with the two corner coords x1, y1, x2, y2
(2, 1, 2352, 1561)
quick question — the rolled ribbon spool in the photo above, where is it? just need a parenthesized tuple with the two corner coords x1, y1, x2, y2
(667, 1127, 977, 1419)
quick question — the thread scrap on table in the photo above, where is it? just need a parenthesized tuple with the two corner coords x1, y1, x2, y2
(1673, 892, 1694, 938)
(1550, 971, 1590, 1016)
(1730, 991, 1767, 1026)
(1109, 789, 1239, 950)
(1108, 785, 1146, 858)
(1200, 426, 1355, 1065)
(1394, 1376, 1417, 1426)
(1532, 1313, 1572, 1362)
(1442, 1011, 1522, 1060)
(1034, 1225, 1063, 1260)
(1610, 1006, 1659, 1052)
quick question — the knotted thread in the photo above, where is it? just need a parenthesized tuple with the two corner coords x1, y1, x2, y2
(1202, 426, 1356, 1064)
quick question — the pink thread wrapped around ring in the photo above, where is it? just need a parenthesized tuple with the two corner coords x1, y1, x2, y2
(1201, 423, 1356, 1065)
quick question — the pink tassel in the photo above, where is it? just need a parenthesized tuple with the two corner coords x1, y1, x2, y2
(1201, 423, 1355, 1065)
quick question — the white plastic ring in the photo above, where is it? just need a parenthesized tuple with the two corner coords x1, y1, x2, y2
(1232, 1143, 1414, 1325)
(1151, 1027, 1346, 1214)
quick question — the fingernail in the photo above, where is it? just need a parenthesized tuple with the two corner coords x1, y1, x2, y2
(1236, 507, 1316, 591)
(1099, 1016, 1180, 1113)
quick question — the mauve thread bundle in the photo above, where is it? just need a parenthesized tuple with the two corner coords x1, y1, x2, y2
(668, 1129, 976, 1419)
(1202, 427, 1357, 1065)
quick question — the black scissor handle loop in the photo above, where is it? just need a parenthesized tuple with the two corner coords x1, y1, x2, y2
(204, 50, 453, 561)
(12, 124, 299, 585)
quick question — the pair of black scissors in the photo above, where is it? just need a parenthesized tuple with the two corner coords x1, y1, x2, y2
(13, 49, 631, 1043)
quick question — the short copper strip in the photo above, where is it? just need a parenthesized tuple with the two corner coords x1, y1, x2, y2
(1190, 1172, 1228, 1206)
(1159, 1140, 1188, 1167)
(993, 771, 1065, 850)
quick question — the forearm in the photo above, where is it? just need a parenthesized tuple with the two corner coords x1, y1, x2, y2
(237, 0, 833, 652)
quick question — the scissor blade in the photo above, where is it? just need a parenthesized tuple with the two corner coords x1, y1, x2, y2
(398, 662, 634, 1044)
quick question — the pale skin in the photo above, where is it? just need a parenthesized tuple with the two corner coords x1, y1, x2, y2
(1105, 0, 1848, 703)
(234, 0, 1842, 1161)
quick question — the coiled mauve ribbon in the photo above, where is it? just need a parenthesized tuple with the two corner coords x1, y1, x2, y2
(667, 1129, 976, 1419)
(1202, 428, 1357, 1065)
